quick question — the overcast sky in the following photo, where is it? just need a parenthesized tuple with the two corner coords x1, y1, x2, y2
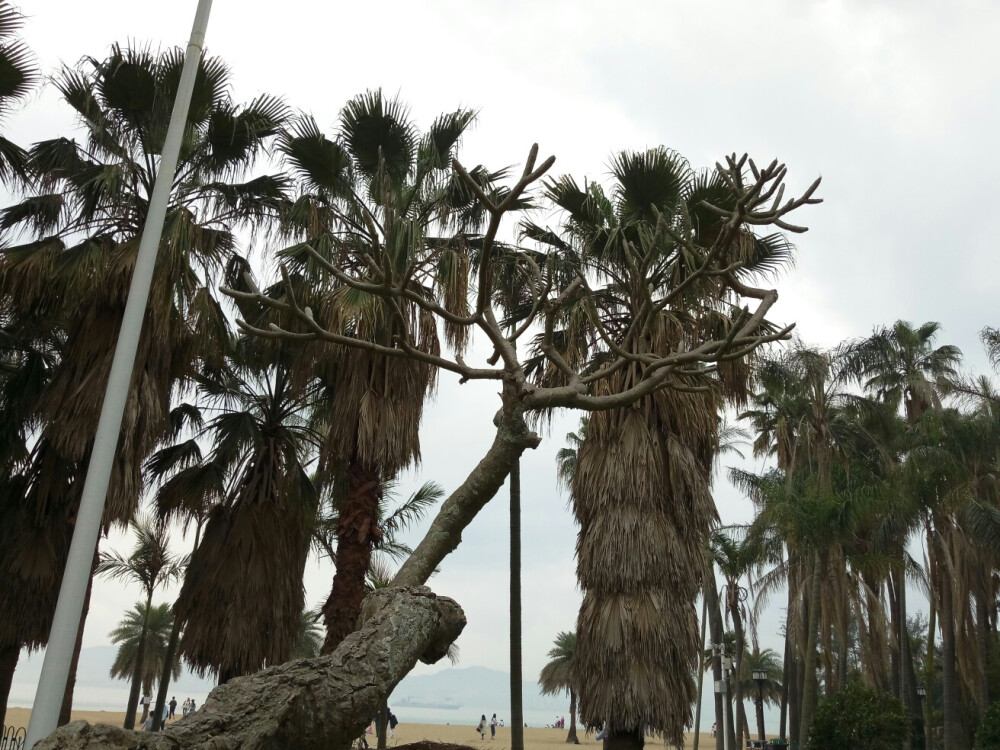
(8, 0, 1000, 708)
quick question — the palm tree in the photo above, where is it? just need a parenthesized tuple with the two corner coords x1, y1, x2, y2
(0, 0, 37, 183)
(109, 602, 181, 700)
(851, 320, 962, 745)
(529, 147, 797, 749)
(151, 336, 321, 685)
(97, 514, 184, 729)
(291, 607, 325, 660)
(740, 648, 783, 741)
(539, 631, 580, 744)
(273, 90, 487, 653)
(0, 42, 287, 714)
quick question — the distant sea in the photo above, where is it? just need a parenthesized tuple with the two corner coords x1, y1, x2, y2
(9, 650, 780, 732)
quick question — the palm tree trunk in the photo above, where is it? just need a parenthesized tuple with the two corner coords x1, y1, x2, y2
(975, 586, 990, 720)
(59, 544, 98, 727)
(124, 591, 154, 729)
(704, 569, 726, 750)
(731, 598, 746, 749)
(756, 690, 766, 742)
(376, 698, 388, 750)
(510, 457, 524, 750)
(567, 688, 579, 744)
(322, 458, 381, 653)
(896, 564, 916, 750)
(888, 575, 901, 699)
(693, 592, 708, 750)
(153, 523, 199, 732)
(939, 543, 961, 750)
(151, 608, 181, 732)
(779, 629, 790, 740)
(799, 552, 823, 746)
(0, 642, 18, 723)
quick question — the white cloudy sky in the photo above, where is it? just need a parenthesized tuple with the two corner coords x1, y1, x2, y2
(8, 0, 1000, 709)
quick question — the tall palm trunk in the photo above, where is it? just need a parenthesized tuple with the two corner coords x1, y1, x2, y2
(153, 524, 199, 731)
(779, 629, 790, 740)
(0, 643, 18, 722)
(799, 552, 823, 746)
(376, 699, 388, 750)
(693, 592, 708, 750)
(704, 570, 727, 750)
(975, 586, 990, 720)
(895, 564, 916, 750)
(322, 458, 381, 653)
(608, 728, 644, 750)
(939, 539, 961, 750)
(730, 595, 747, 748)
(124, 590, 154, 729)
(510, 458, 524, 750)
(567, 688, 579, 744)
(755, 689, 766, 742)
(59, 554, 95, 726)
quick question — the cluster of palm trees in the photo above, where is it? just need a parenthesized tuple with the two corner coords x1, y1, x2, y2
(550, 321, 999, 750)
(1, 4, 835, 748)
(0, 13, 479, 732)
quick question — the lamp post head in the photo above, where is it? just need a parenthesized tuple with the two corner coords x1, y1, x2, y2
(752, 670, 767, 682)
(916, 686, 927, 698)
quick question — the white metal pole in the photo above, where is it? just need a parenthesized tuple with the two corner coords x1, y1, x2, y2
(24, 1, 213, 746)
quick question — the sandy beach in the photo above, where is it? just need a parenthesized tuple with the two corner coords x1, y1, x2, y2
(4, 707, 722, 748)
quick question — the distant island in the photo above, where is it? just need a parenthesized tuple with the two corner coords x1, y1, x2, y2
(395, 697, 463, 710)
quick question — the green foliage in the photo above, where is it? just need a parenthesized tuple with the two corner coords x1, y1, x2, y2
(804, 682, 908, 750)
(976, 701, 1000, 750)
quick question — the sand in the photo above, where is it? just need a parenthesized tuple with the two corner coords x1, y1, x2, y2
(4, 707, 723, 748)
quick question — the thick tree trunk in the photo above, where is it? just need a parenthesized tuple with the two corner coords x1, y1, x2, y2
(798, 552, 823, 746)
(323, 458, 382, 653)
(888, 575, 901, 700)
(124, 592, 154, 730)
(34, 587, 465, 750)
(509, 458, 524, 750)
(567, 689, 579, 744)
(376, 697, 388, 750)
(59, 544, 98, 727)
(703, 570, 726, 750)
(607, 728, 644, 750)
(0, 642, 18, 724)
(896, 565, 914, 750)
(391, 401, 539, 588)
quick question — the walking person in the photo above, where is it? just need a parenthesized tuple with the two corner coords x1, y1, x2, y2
(388, 708, 398, 739)
(476, 714, 488, 740)
(169, 697, 177, 720)
(490, 713, 498, 739)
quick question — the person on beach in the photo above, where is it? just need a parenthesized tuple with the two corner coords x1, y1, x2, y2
(490, 713, 498, 738)
(169, 696, 177, 719)
(143, 714, 154, 731)
(476, 714, 488, 739)
(388, 709, 398, 738)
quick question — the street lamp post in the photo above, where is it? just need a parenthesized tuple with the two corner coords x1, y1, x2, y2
(752, 669, 768, 743)
(23, 1, 214, 747)
(916, 685, 928, 750)
(713, 643, 731, 750)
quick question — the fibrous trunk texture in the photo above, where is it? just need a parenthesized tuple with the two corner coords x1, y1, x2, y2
(573, 380, 716, 744)
(323, 458, 382, 653)
(0, 642, 18, 722)
(567, 689, 579, 744)
(34, 586, 465, 750)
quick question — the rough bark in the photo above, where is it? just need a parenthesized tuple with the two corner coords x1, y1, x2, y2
(940, 550, 961, 750)
(607, 728, 644, 750)
(975, 586, 990, 720)
(124, 591, 154, 729)
(34, 586, 465, 750)
(151, 608, 181, 732)
(779, 628, 789, 740)
(755, 687, 765, 742)
(730, 599, 746, 748)
(391, 400, 539, 588)
(509, 457, 524, 750)
(323, 458, 382, 653)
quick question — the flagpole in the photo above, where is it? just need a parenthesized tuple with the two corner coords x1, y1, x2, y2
(24, 1, 214, 745)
